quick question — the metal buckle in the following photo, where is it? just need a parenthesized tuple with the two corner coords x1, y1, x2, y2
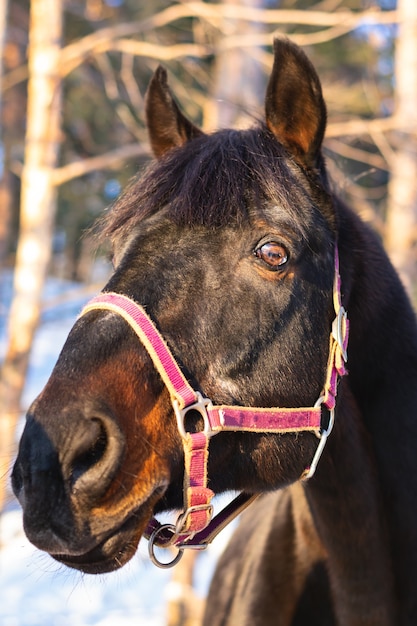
(175, 503, 214, 538)
(173, 391, 216, 439)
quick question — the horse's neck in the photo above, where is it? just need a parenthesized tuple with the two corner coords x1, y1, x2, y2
(306, 208, 417, 623)
(305, 382, 398, 625)
(338, 205, 417, 417)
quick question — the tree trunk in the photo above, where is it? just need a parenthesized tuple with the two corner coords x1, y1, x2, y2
(166, 551, 205, 626)
(0, 0, 10, 266)
(385, 0, 417, 300)
(0, 0, 62, 511)
(206, 0, 267, 130)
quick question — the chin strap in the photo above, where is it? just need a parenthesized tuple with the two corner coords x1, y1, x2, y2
(80, 248, 348, 568)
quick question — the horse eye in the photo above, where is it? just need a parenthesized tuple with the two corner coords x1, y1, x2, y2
(255, 242, 289, 269)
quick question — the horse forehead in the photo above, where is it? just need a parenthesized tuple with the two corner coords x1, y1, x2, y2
(112, 228, 139, 267)
(115, 218, 235, 260)
(252, 205, 310, 236)
(121, 203, 308, 246)
(110, 207, 170, 265)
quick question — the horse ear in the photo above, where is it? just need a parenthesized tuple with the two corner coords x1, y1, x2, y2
(265, 39, 327, 169)
(145, 66, 204, 159)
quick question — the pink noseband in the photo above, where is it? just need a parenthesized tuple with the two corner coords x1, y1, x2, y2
(80, 249, 348, 568)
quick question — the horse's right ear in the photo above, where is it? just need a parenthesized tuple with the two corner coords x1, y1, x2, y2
(145, 66, 204, 159)
(265, 39, 327, 169)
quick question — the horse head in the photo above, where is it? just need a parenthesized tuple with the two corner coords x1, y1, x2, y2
(12, 39, 340, 574)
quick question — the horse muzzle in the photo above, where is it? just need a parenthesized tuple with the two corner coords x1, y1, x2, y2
(12, 402, 151, 572)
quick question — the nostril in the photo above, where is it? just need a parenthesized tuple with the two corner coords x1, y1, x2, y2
(70, 418, 108, 489)
(66, 412, 125, 500)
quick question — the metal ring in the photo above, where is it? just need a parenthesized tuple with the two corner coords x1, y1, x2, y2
(148, 524, 184, 569)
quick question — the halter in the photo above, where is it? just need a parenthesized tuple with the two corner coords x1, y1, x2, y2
(80, 249, 348, 568)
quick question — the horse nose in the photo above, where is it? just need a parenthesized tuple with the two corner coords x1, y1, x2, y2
(11, 418, 62, 506)
(12, 407, 125, 507)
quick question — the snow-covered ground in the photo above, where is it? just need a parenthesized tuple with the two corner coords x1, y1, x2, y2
(1, 509, 175, 626)
(0, 505, 225, 626)
(0, 272, 229, 626)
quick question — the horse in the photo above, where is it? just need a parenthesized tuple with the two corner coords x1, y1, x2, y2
(11, 38, 417, 625)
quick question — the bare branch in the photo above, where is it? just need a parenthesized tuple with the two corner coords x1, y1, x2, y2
(94, 54, 145, 142)
(324, 137, 388, 171)
(120, 53, 144, 112)
(3, 5, 399, 89)
(2, 64, 28, 91)
(58, 4, 398, 76)
(213, 25, 357, 52)
(326, 115, 410, 138)
(52, 143, 150, 186)
(368, 129, 397, 169)
(13, 143, 153, 185)
(92, 40, 212, 66)
(184, 3, 397, 28)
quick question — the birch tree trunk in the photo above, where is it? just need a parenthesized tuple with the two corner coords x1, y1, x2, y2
(385, 0, 417, 300)
(0, 0, 10, 265)
(0, 0, 62, 511)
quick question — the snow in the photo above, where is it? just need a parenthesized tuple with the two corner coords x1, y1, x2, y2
(0, 506, 229, 626)
(0, 510, 171, 626)
(0, 272, 230, 625)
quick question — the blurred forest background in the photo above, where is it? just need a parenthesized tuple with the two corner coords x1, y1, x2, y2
(0, 2, 416, 614)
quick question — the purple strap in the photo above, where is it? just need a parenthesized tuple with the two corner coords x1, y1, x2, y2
(209, 406, 321, 433)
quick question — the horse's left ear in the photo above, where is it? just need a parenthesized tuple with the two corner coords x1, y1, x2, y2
(265, 39, 327, 169)
(145, 66, 204, 159)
